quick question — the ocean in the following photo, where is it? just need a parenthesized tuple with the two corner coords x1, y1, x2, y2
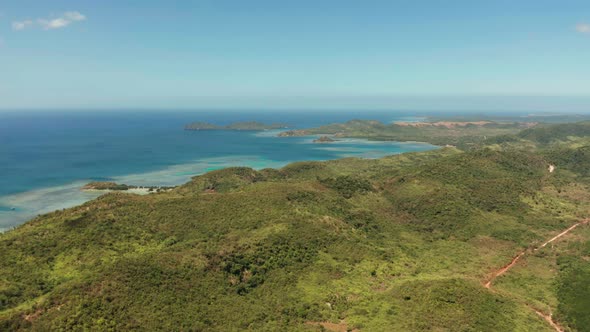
(0, 110, 436, 231)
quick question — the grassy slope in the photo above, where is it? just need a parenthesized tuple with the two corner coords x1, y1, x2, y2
(1, 123, 590, 331)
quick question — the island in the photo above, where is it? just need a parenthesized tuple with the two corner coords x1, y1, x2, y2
(184, 121, 289, 131)
(312, 135, 337, 143)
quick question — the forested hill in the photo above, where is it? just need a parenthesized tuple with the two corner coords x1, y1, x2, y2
(1, 122, 590, 331)
(518, 121, 590, 144)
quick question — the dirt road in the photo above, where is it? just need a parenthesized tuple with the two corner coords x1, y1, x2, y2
(484, 219, 588, 332)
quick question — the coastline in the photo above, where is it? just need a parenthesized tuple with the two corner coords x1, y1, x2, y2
(296, 134, 440, 147)
(81, 187, 159, 195)
(0, 139, 437, 232)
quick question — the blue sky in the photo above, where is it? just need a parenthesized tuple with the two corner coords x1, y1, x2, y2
(0, 0, 589, 111)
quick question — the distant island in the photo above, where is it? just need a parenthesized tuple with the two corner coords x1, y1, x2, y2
(312, 135, 337, 143)
(184, 121, 289, 131)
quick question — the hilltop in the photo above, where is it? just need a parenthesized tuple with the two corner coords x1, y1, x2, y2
(1, 121, 590, 331)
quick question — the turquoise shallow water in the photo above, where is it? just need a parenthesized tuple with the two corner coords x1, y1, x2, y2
(0, 110, 436, 230)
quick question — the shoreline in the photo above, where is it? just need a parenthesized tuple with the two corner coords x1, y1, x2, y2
(295, 133, 440, 147)
(81, 187, 163, 195)
(0, 139, 438, 232)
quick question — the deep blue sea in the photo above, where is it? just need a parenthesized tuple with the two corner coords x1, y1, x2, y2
(0, 110, 437, 230)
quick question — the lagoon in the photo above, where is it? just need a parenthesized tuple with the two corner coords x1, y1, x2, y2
(0, 110, 437, 230)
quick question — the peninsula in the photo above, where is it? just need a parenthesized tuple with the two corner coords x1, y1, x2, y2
(279, 119, 538, 148)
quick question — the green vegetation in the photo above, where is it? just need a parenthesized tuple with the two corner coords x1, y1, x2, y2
(556, 253, 590, 332)
(82, 182, 176, 192)
(278, 119, 533, 148)
(425, 114, 590, 124)
(519, 122, 590, 145)
(2, 121, 590, 331)
(185, 121, 289, 131)
(82, 182, 133, 191)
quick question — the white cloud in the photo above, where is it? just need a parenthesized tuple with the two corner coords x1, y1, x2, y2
(12, 19, 33, 30)
(63, 11, 86, 22)
(13, 11, 86, 31)
(576, 23, 590, 34)
(38, 17, 71, 30)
